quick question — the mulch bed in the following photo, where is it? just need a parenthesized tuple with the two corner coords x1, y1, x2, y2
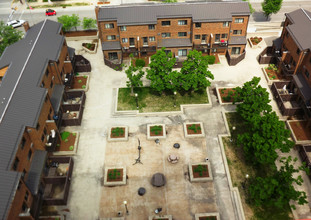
(110, 127, 126, 138)
(218, 88, 236, 103)
(265, 68, 284, 80)
(289, 121, 311, 141)
(150, 125, 163, 136)
(186, 124, 202, 135)
(56, 133, 76, 151)
(82, 43, 96, 51)
(199, 216, 217, 220)
(72, 76, 88, 89)
(107, 169, 123, 182)
(250, 37, 262, 45)
(192, 165, 209, 178)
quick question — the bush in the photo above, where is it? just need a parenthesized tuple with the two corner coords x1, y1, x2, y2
(82, 17, 97, 30)
(206, 55, 216, 65)
(135, 59, 145, 67)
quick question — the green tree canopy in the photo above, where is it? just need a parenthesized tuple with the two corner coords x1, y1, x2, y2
(125, 55, 145, 95)
(82, 17, 97, 30)
(0, 21, 23, 56)
(262, 0, 283, 19)
(146, 47, 177, 93)
(180, 50, 214, 92)
(249, 156, 308, 209)
(57, 14, 81, 31)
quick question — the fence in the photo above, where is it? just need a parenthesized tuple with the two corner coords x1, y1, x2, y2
(258, 46, 276, 64)
(61, 92, 86, 126)
(75, 55, 91, 72)
(104, 58, 123, 71)
(226, 51, 246, 66)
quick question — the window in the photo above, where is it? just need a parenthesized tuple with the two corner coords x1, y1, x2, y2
(105, 23, 114, 29)
(164, 50, 171, 55)
(108, 52, 118, 60)
(149, 36, 155, 42)
(21, 169, 26, 180)
(195, 23, 201, 28)
(235, 18, 244, 23)
(120, 26, 126, 31)
(194, 35, 200, 40)
(50, 81, 53, 89)
(297, 48, 300, 55)
(148, 25, 155, 30)
(305, 69, 310, 78)
(223, 22, 229, 27)
(45, 69, 49, 76)
(21, 137, 26, 150)
(162, 33, 171, 38)
(231, 47, 241, 55)
(202, 34, 207, 42)
(286, 31, 289, 38)
(129, 38, 135, 46)
(233, 30, 242, 35)
(25, 191, 29, 201)
(49, 107, 52, 114)
(41, 82, 45, 88)
(215, 34, 220, 42)
(178, 32, 187, 37)
(178, 20, 187, 25)
(13, 158, 19, 170)
(28, 150, 32, 160)
(41, 134, 45, 142)
(44, 128, 47, 136)
(178, 49, 187, 57)
(17, 181, 21, 190)
(36, 123, 40, 130)
(22, 202, 28, 212)
(161, 21, 170, 26)
(122, 38, 128, 43)
(107, 35, 116, 40)
(221, 34, 228, 38)
(143, 37, 148, 46)
(211, 49, 217, 53)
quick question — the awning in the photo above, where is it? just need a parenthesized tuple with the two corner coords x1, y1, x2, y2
(228, 36, 247, 45)
(102, 41, 121, 51)
(158, 38, 192, 48)
(293, 73, 311, 102)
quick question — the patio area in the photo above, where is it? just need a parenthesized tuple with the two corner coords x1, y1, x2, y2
(100, 124, 218, 219)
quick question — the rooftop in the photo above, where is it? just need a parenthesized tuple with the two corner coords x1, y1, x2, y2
(98, 2, 250, 26)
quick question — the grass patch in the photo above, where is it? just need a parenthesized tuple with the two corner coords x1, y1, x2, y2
(28, 2, 88, 9)
(117, 87, 208, 112)
(223, 112, 293, 220)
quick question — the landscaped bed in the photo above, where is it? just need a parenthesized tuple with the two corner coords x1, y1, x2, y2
(218, 88, 236, 103)
(107, 126, 129, 142)
(250, 37, 262, 46)
(82, 43, 96, 51)
(147, 124, 166, 140)
(103, 167, 127, 186)
(72, 75, 88, 90)
(224, 112, 293, 220)
(189, 162, 213, 182)
(117, 87, 209, 112)
(183, 122, 205, 138)
(264, 64, 284, 81)
(56, 131, 77, 152)
(288, 120, 311, 141)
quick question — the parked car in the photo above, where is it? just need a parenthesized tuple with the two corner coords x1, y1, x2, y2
(46, 9, 56, 16)
(6, 20, 26, 28)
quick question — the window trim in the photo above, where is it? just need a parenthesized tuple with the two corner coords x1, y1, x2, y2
(149, 36, 155, 42)
(120, 26, 126, 31)
(161, 32, 171, 38)
(106, 35, 116, 40)
(194, 35, 200, 40)
(178, 20, 187, 25)
(195, 23, 201, 28)
(234, 18, 244, 23)
(178, 32, 187, 37)
(161, 21, 171, 26)
(223, 22, 229, 27)
(148, 24, 155, 30)
(105, 23, 114, 29)
(122, 38, 128, 43)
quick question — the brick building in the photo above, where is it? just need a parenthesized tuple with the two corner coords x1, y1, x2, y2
(95, 2, 250, 68)
(0, 20, 75, 220)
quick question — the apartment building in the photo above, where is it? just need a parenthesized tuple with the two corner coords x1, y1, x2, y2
(0, 20, 75, 220)
(95, 2, 250, 68)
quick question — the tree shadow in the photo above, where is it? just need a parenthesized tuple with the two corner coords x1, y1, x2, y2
(251, 11, 271, 22)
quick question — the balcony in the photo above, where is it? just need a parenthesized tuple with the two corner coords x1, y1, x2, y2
(271, 81, 303, 116)
(61, 91, 86, 126)
(43, 156, 74, 206)
(64, 72, 74, 88)
(140, 46, 156, 53)
(122, 47, 138, 53)
(281, 62, 295, 76)
(74, 55, 91, 73)
(45, 129, 59, 152)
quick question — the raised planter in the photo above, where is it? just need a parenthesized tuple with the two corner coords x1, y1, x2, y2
(216, 87, 237, 105)
(103, 167, 127, 186)
(189, 162, 213, 182)
(183, 122, 205, 138)
(82, 42, 97, 54)
(195, 212, 220, 220)
(248, 37, 263, 49)
(147, 124, 166, 140)
(262, 68, 282, 85)
(53, 132, 79, 156)
(148, 215, 172, 220)
(107, 126, 129, 142)
(286, 120, 311, 145)
(69, 75, 89, 91)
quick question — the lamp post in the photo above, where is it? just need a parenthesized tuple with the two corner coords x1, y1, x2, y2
(123, 200, 129, 215)
(135, 93, 138, 109)
(242, 174, 249, 190)
(173, 91, 177, 107)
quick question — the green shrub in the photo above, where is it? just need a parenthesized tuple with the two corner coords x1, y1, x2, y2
(111, 127, 124, 136)
(78, 79, 82, 83)
(188, 124, 201, 133)
(267, 64, 278, 71)
(82, 85, 86, 89)
(83, 75, 87, 79)
(206, 55, 216, 65)
(61, 131, 70, 141)
(193, 164, 207, 176)
(135, 59, 145, 67)
(69, 146, 74, 151)
(150, 125, 163, 135)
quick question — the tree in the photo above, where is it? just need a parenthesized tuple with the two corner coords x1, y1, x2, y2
(125, 55, 144, 95)
(57, 14, 81, 31)
(243, 0, 255, 14)
(82, 17, 97, 30)
(237, 111, 294, 166)
(162, 0, 177, 3)
(234, 77, 272, 123)
(0, 21, 23, 56)
(180, 50, 214, 92)
(262, 0, 283, 19)
(146, 48, 177, 94)
(249, 156, 308, 209)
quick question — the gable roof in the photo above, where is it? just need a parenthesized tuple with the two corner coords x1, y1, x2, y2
(0, 19, 64, 219)
(98, 2, 250, 26)
(286, 8, 311, 51)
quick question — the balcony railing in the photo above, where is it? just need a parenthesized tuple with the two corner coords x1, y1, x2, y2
(281, 62, 294, 76)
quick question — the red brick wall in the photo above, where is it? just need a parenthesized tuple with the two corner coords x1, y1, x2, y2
(100, 21, 119, 42)
(230, 16, 249, 36)
(157, 18, 192, 39)
(192, 22, 230, 45)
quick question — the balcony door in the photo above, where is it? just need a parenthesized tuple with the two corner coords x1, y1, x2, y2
(202, 35, 207, 44)
(129, 38, 135, 47)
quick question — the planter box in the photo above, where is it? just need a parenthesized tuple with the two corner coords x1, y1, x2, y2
(195, 212, 220, 220)
(216, 87, 237, 105)
(147, 124, 166, 140)
(248, 37, 263, 49)
(183, 122, 205, 138)
(82, 42, 98, 54)
(53, 132, 80, 156)
(107, 126, 129, 142)
(148, 215, 172, 220)
(103, 167, 127, 186)
(286, 120, 311, 145)
(189, 162, 213, 182)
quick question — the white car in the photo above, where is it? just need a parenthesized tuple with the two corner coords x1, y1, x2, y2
(7, 20, 26, 28)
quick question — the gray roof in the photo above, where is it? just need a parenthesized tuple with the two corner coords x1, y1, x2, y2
(102, 41, 121, 51)
(0, 19, 64, 219)
(50, 84, 65, 114)
(228, 36, 247, 45)
(293, 73, 311, 101)
(158, 38, 192, 48)
(98, 2, 250, 26)
(25, 150, 47, 195)
(0, 170, 21, 220)
(286, 8, 311, 50)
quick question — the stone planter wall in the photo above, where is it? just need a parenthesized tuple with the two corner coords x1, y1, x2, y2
(183, 122, 205, 138)
(103, 167, 127, 186)
(107, 126, 129, 142)
(189, 162, 213, 182)
(147, 124, 166, 140)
